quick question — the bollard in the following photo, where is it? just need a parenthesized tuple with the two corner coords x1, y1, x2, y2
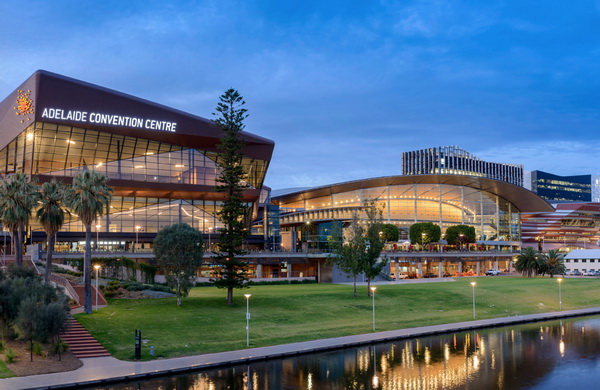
(135, 329, 142, 360)
(150, 345, 155, 357)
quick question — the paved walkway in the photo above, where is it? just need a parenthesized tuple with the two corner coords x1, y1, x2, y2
(4, 306, 600, 390)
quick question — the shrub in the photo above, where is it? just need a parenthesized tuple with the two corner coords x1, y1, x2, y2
(5, 349, 16, 363)
(32, 342, 43, 356)
(51, 340, 69, 355)
(103, 291, 116, 299)
(0, 340, 3, 352)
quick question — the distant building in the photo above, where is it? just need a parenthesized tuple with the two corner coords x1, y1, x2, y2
(564, 249, 600, 274)
(402, 146, 523, 186)
(529, 170, 591, 203)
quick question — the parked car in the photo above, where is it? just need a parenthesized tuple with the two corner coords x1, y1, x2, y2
(486, 269, 501, 276)
(584, 270, 599, 276)
(570, 270, 582, 276)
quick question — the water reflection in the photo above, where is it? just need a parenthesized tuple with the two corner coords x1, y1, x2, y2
(92, 316, 600, 390)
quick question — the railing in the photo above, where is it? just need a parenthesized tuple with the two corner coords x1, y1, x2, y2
(49, 273, 80, 305)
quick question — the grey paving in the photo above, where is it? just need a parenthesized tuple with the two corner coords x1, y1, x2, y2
(3, 307, 600, 390)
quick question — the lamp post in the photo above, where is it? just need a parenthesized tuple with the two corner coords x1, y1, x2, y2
(135, 225, 141, 252)
(244, 294, 251, 346)
(94, 264, 101, 312)
(471, 282, 476, 319)
(459, 233, 465, 251)
(421, 232, 426, 251)
(371, 286, 377, 331)
(557, 277, 563, 311)
(208, 227, 213, 252)
(95, 224, 101, 251)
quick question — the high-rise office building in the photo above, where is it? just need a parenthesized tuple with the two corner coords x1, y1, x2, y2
(529, 170, 591, 203)
(402, 146, 523, 186)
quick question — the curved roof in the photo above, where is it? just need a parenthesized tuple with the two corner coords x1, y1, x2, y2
(0, 70, 274, 161)
(272, 174, 555, 213)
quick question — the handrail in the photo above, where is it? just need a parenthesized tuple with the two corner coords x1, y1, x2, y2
(49, 273, 80, 305)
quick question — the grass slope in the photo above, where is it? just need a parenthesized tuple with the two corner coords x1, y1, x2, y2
(75, 277, 600, 360)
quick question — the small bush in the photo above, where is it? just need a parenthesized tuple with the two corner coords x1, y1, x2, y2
(5, 349, 16, 363)
(32, 342, 43, 356)
(103, 291, 116, 299)
(51, 341, 69, 355)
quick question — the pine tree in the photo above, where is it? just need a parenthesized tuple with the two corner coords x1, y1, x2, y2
(211, 89, 251, 305)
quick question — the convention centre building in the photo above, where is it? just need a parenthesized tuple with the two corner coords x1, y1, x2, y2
(259, 174, 554, 281)
(0, 70, 274, 253)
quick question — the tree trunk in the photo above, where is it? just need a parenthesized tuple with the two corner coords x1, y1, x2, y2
(16, 227, 23, 267)
(367, 277, 371, 297)
(227, 287, 233, 305)
(353, 276, 357, 298)
(83, 224, 93, 314)
(45, 234, 56, 282)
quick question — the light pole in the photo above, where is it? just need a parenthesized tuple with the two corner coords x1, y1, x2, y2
(459, 233, 465, 251)
(95, 224, 101, 251)
(94, 264, 101, 312)
(471, 282, 476, 319)
(135, 225, 141, 252)
(208, 227, 213, 252)
(244, 294, 251, 346)
(421, 232, 426, 251)
(371, 286, 377, 331)
(557, 277, 563, 311)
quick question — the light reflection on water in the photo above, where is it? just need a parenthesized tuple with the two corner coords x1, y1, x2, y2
(91, 316, 600, 390)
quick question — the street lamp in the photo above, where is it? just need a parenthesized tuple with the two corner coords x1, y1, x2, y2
(244, 294, 251, 347)
(421, 232, 427, 251)
(135, 225, 141, 252)
(371, 286, 377, 331)
(471, 282, 476, 319)
(208, 227, 213, 252)
(95, 224, 101, 251)
(459, 233, 465, 251)
(557, 277, 563, 311)
(94, 264, 101, 312)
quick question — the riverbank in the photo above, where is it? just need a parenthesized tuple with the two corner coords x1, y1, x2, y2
(4, 306, 600, 389)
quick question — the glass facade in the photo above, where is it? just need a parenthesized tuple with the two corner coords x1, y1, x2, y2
(0, 122, 269, 239)
(277, 183, 521, 241)
(530, 170, 592, 203)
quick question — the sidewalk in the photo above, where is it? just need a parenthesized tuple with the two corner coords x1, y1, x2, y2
(4, 307, 600, 390)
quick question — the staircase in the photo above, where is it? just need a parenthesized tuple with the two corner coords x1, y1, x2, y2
(60, 317, 111, 358)
(70, 282, 107, 308)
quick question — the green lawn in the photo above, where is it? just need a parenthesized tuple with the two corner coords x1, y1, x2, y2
(0, 360, 13, 378)
(75, 277, 600, 360)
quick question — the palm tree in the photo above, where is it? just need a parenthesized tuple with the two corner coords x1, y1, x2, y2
(0, 173, 39, 267)
(64, 170, 112, 314)
(37, 180, 68, 282)
(542, 249, 566, 278)
(515, 247, 541, 278)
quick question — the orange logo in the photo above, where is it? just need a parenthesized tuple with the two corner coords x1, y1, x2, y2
(13, 89, 34, 123)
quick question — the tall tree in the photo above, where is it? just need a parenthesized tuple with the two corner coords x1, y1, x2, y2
(154, 223, 204, 306)
(36, 180, 68, 282)
(0, 173, 39, 267)
(327, 215, 365, 298)
(515, 247, 541, 278)
(211, 88, 251, 305)
(362, 199, 388, 296)
(64, 170, 112, 314)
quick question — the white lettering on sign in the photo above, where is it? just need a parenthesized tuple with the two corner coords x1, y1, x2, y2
(41, 108, 177, 132)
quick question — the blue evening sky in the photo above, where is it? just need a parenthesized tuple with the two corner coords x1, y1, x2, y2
(1, 1, 600, 189)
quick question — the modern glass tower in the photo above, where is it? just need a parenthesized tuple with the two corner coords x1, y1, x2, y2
(0, 70, 274, 251)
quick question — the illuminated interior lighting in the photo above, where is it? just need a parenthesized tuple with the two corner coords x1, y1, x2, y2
(146, 152, 154, 155)
(26, 133, 33, 141)
(135, 165, 145, 169)
(175, 164, 185, 168)
(66, 140, 75, 144)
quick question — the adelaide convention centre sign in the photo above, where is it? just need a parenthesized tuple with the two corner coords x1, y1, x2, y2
(41, 107, 177, 132)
